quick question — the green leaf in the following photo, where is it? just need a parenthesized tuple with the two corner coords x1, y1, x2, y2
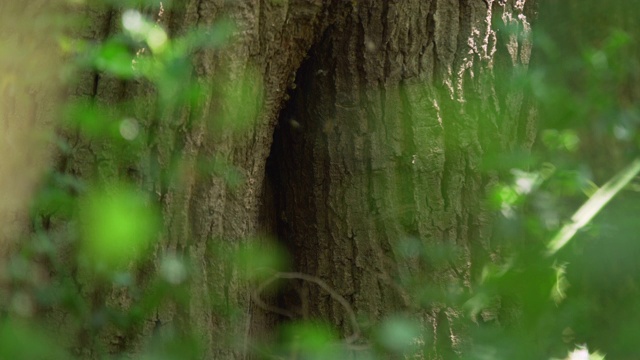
(79, 184, 160, 271)
(64, 101, 114, 138)
(233, 239, 286, 280)
(0, 319, 71, 360)
(93, 40, 136, 78)
(375, 316, 422, 353)
(280, 321, 342, 359)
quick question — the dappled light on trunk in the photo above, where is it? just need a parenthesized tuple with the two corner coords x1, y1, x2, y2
(3, 0, 640, 359)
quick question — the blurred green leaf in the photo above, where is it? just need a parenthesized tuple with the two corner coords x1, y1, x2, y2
(234, 239, 286, 280)
(279, 321, 343, 359)
(174, 19, 236, 52)
(0, 319, 71, 360)
(375, 316, 422, 354)
(64, 100, 114, 138)
(211, 67, 263, 135)
(79, 184, 160, 271)
(93, 40, 137, 78)
(198, 155, 245, 188)
(121, 10, 168, 53)
(542, 130, 580, 152)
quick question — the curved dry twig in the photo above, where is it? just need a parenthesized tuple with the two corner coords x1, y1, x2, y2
(252, 271, 365, 346)
(252, 273, 297, 319)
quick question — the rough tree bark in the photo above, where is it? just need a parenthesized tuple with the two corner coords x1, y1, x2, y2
(9, 0, 535, 358)
(270, 0, 535, 357)
(53, 1, 336, 357)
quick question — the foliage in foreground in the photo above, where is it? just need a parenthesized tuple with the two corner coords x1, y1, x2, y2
(2, 1, 640, 359)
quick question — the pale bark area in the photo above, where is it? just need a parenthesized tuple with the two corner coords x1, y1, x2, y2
(270, 0, 535, 357)
(0, 2, 62, 268)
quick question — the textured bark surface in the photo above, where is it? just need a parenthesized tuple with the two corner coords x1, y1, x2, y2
(53, 0, 333, 358)
(269, 0, 536, 356)
(21, 0, 536, 358)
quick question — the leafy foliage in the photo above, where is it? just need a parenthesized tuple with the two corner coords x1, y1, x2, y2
(2, 1, 640, 359)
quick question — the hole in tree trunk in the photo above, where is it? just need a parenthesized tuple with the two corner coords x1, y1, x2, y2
(262, 39, 330, 328)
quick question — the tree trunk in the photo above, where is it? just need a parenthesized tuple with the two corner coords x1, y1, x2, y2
(269, 0, 536, 357)
(9, 0, 535, 358)
(42, 1, 333, 358)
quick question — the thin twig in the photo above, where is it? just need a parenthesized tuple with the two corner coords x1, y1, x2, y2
(547, 157, 640, 256)
(252, 271, 365, 345)
(252, 273, 296, 319)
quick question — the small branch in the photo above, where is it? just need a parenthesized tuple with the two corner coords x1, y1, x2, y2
(546, 158, 640, 256)
(252, 271, 365, 345)
(252, 274, 296, 319)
